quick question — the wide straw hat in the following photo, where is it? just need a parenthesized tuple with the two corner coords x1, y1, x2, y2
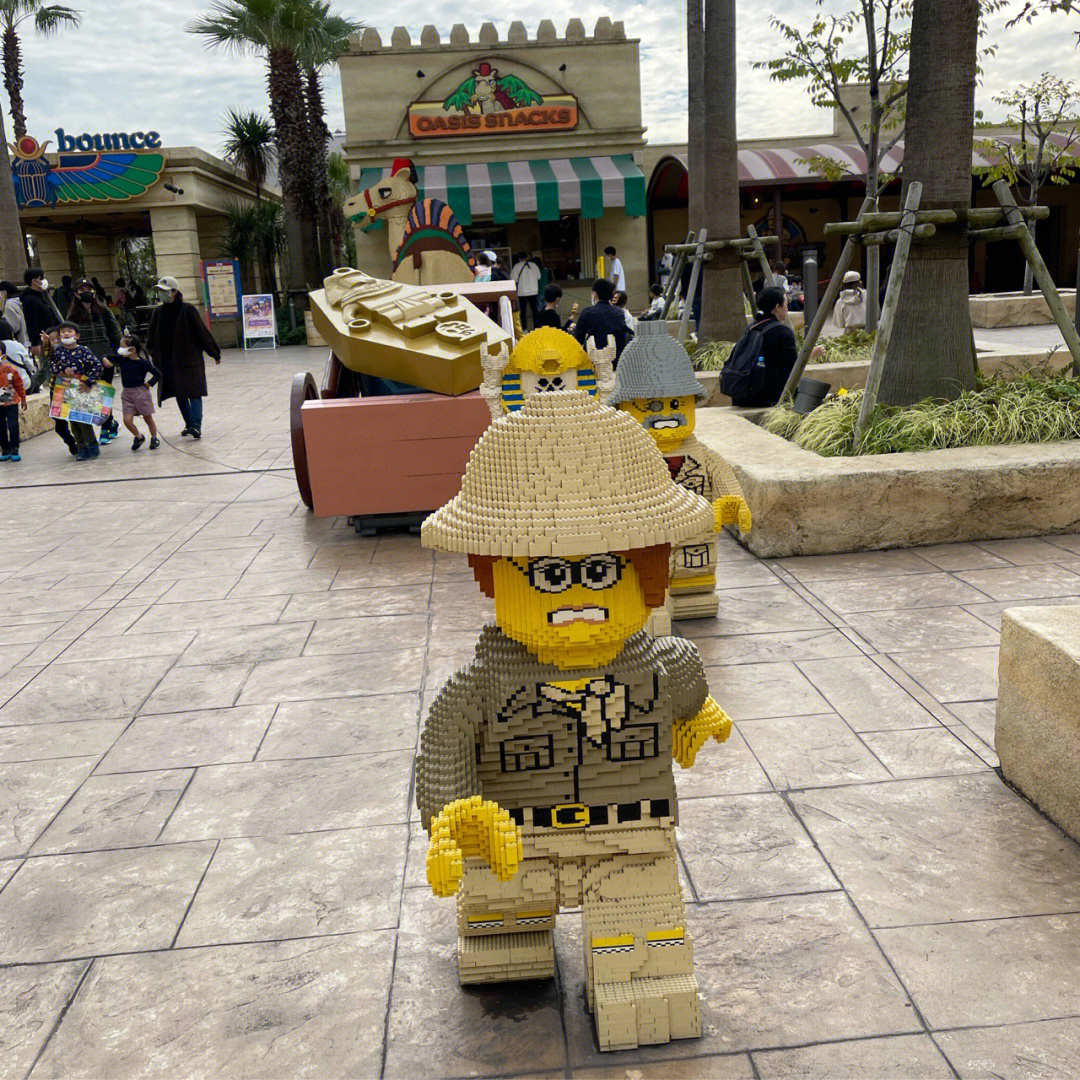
(422, 391, 713, 557)
(609, 321, 708, 405)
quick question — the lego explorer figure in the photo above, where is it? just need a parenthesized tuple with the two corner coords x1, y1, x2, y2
(416, 391, 732, 1052)
(610, 322, 752, 622)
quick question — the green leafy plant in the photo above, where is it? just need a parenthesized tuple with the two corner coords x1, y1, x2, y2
(690, 329, 876, 372)
(761, 370, 1080, 456)
(690, 340, 734, 371)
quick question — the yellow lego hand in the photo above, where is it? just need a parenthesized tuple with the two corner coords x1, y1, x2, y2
(426, 795, 524, 898)
(672, 696, 733, 768)
(714, 496, 752, 534)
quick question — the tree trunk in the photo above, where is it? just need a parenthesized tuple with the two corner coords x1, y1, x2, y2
(306, 68, 334, 276)
(877, 0, 977, 405)
(865, 133, 880, 332)
(0, 104, 26, 277)
(686, 0, 705, 230)
(695, 0, 745, 342)
(266, 47, 317, 299)
(2, 28, 25, 142)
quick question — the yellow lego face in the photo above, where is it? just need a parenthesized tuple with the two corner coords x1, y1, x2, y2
(501, 328, 597, 411)
(619, 396, 697, 453)
(492, 554, 649, 668)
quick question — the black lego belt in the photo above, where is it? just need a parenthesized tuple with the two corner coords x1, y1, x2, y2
(507, 799, 672, 830)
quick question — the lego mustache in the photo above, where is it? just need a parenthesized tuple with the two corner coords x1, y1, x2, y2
(547, 606, 609, 625)
(643, 414, 688, 431)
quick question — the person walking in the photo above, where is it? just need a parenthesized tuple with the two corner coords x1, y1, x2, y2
(146, 276, 221, 439)
(0, 281, 28, 346)
(52, 275, 75, 320)
(0, 350, 27, 462)
(20, 269, 62, 354)
(510, 251, 541, 331)
(50, 321, 103, 460)
(112, 331, 161, 450)
(603, 246, 626, 292)
(573, 277, 632, 363)
(67, 278, 122, 443)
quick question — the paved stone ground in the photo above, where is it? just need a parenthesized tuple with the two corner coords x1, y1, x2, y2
(2, 346, 1080, 1079)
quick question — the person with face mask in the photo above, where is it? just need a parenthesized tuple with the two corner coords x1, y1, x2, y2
(67, 278, 122, 442)
(20, 268, 62, 354)
(146, 276, 221, 439)
(49, 322, 103, 460)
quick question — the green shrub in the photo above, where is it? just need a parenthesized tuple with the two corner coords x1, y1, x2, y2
(690, 328, 876, 372)
(760, 371, 1080, 456)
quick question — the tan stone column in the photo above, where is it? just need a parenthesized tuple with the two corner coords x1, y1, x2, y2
(150, 205, 203, 308)
(31, 230, 73, 283)
(80, 236, 118, 286)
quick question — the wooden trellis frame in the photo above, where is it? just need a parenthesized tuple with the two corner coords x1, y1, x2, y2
(777, 179, 1078, 448)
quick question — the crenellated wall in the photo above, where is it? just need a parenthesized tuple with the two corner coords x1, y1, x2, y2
(338, 19, 644, 166)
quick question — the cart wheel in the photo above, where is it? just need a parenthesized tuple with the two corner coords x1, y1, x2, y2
(291, 371, 319, 509)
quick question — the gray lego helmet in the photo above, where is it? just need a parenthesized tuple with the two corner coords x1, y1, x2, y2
(608, 321, 708, 406)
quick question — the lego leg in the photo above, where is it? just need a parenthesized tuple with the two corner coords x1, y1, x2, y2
(668, 536, 718, 620)
(456, 856, 558, 984)
(581, 842, 700, 1051)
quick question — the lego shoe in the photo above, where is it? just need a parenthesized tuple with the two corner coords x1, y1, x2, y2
(594, 974, 701, 1052)
(9, 452, 20, 462)
(149, 436, 160, 449)
(457, 930, 555, 985)
(132, 435, 145, 451)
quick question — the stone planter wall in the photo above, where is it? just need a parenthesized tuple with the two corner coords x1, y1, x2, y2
(18, 392, 53, 441)
(970, 290, 1076, 328)
(696, 408, 1080, 557)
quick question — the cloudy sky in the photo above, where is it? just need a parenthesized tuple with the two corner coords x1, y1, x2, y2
(15, 0, 1072, 156)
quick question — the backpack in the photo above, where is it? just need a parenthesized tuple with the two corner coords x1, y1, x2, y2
(720, 319, 773, 406)
(2, 340, 40, 394)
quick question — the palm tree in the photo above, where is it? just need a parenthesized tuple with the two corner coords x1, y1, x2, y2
(221, 198, 285, 299)
(299, 3, 360, 276)
(327, 150, 351, 267)
(189, 0, 324, 295)
(0, 1, 80, 140)
(688, 0, 745, 342)
(876, 0, 979, 405)
(221, 108, 275, 203)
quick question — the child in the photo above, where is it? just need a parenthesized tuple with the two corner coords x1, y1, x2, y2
(0, 350, 26, 461)
(40, 327, 75, 456)
(642, 283, 665, 321)
(112, 331, 161, 450)
(535, 282, 564, 329)
(614, 289, 636, 331)
(50, 321, 103, 460)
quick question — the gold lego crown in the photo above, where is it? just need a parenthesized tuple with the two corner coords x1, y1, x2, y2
(421, 391, 714, 558)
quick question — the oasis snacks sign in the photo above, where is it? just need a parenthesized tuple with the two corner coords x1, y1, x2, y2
(408, 62, 577, 139)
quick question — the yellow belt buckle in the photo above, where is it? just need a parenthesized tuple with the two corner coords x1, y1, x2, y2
(552, 802, 589, 828)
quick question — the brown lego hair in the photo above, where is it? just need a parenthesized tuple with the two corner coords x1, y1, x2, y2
(468, 545, 671, 608)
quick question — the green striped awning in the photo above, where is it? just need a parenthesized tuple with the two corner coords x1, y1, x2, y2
(355, 155, 646, 226)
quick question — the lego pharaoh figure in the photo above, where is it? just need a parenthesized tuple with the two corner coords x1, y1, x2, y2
(610, 322, 752, 621)
(416, 391, 732, 1052)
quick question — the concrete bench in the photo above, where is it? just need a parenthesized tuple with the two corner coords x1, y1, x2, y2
(18, 391, 52, 441)
(997, 605, 1080, 840)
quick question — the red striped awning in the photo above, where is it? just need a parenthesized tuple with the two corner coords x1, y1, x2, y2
(654, 132, 1080, 187)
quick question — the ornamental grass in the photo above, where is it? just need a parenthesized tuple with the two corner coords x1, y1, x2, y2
(760, 371, 1080, 457)
(689, 329, 876, 372)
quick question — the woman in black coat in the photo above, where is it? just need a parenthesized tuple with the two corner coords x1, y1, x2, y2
(146, 276, 222, 439)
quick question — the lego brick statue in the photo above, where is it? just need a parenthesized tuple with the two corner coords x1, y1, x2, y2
(480, 325, 615, 418)
(343, 158, 477, 286)
(416, 391, 733, 1052)
(610, 322, 752, 622)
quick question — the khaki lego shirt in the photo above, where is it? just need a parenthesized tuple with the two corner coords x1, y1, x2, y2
(663, 434, 744, 504)
(415, 626, 709, 831)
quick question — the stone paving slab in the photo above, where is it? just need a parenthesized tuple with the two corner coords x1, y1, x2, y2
(2, 347, 1080, 1076)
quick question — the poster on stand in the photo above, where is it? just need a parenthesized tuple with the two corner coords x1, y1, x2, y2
(242, 294, 277, 350)
(203, 260, 242, 320)
(49, 378, 115, 425)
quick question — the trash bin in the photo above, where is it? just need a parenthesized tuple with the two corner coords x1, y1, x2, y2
(793, 376, 830, 415)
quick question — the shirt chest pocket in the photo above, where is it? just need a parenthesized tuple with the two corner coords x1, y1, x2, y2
(499, 734, 554, 772)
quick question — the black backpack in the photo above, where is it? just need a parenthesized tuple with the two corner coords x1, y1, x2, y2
(720, 319, 772, 406)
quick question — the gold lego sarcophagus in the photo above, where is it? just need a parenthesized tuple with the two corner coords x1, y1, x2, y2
(309, 267, 511, 396)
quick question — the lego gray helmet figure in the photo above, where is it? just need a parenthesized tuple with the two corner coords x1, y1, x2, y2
(608, 321, 707, 407)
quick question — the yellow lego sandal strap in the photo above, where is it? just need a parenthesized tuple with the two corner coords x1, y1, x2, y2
(672, 695, 734, 769)
(426, 795, 524, 897)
